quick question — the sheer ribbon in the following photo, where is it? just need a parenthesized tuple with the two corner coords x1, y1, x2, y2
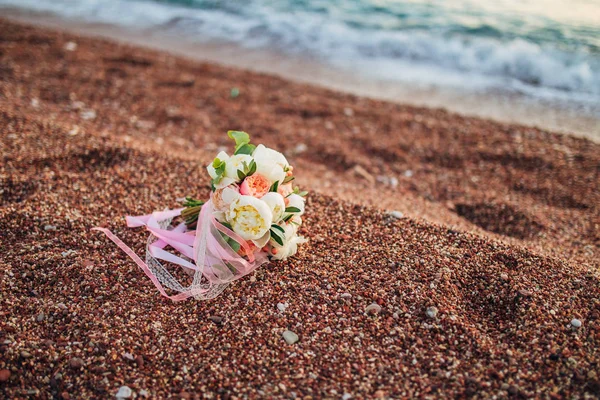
(93, 200, 269, 301)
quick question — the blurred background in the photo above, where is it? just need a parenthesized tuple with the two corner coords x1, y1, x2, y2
(1, 0, 599, 139)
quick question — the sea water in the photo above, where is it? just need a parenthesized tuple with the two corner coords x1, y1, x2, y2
(1, 0, 599, 138)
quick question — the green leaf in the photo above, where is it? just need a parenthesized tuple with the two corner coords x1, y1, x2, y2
(235, 143, 256, 155)
(283, 214, 293, 223)
(227, 130, 250, 145)
(228, 238, 241, 253)
(270, 230, 284, 246)
(298, 191, 308, 197)
(285, 206, 301, 213)
(248, 159, 257, 175)
(271, 224, 285, 234)
(237, 169, 246, 181)
(270, 180, 279, 193)
(228, 131, 255, 155)
(282, 175, 295, 184)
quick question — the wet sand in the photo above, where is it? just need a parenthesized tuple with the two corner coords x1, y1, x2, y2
(0, 18, 599, 398)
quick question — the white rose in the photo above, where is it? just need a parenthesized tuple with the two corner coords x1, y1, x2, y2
(252, 144, 287, 184)
(226, 195, 273, 240)
(286, 193, 305, 216)
(224, 154, 254, 180)
(212, 186, 240, 211)
(271, 231, 308, 261)
(260, 192, 286, 222)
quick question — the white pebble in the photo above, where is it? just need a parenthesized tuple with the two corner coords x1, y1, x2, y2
(44, 225, 57, 231)
(282, 330, 299, 345)
(115, 386, 132, 398)
(340, 293, 352, 299)
(388, 211, 404, 219)
(365, 303, 382, 314)
(277, 302, 287, 312)
(426, 306, 438, 319)
(80, 109, 97, 121)
(571, 318, 582, 328)
(64, 41, 77, 51)
(294, 143, 308, 154)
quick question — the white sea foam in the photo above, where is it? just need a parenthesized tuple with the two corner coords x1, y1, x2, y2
(1, 0, 598, 109)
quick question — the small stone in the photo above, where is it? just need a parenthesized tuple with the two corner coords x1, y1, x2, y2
(20, 350, 32, 358)
(0, 369, 11, 381)
(340, 293, 352, 299)
(342, 394, 352, 400)
(57, 303, 67, 310)
(388, 211, 404, 219)
(374, 390, 385, 398)
(122, 352, 134, 361)
(277, 303, 288, 312)
(426, 306, 439, 319)
(282, 330, 299, 345)
(64, 41, 77, 51)
(135, 120, 156, 130)
(500, 273, 509, 281)
(116, 386, 132, 398)
(209, 316, 223, 324)
(69, 357, 84, 369)
(31, 98, 40, 108)
(571, 318, 582, 328)
(518, 289, 532, 297)
(135, 355, 144, 368)
(365, 303, 382, 314)
(139, 389, 149, 398)
(36, 313, 45, 322)
(80, 109, 97, 121)
(293, 143, 308, 154)
(343, 107, 354, 117)
(44, 225, 57, 231)
(404, 170, 413, 177)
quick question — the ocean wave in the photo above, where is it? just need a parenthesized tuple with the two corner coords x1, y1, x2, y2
(2, 0, 599, 101)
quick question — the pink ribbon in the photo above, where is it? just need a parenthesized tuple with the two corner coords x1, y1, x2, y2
(93, 201, 269, 301)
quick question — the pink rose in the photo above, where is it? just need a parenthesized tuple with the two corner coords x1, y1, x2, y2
(240, 174, 271, 198)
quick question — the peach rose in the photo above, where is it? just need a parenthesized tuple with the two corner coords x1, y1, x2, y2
(240, 174, 271, 198)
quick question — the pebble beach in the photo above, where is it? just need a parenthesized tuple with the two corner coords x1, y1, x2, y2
(1, 18, 599, 399)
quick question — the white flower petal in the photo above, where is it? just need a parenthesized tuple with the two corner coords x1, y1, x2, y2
(226, 195, 273, 240)
(261, 192, 286, 222)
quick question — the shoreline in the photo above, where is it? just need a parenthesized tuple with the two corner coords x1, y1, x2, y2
(2, 7, 599, 142)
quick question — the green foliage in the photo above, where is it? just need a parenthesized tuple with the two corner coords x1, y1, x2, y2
(270, 227, 284, 246)
(228, 131, 256, 155)
(269, 180, 279, 193)
(237, 159, 257, 182)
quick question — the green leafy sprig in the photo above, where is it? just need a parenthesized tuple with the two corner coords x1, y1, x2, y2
(228, 130, 256, 155)
(270, 224, 285, 246)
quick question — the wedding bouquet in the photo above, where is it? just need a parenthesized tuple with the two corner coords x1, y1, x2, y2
(95, 131, 307, 301)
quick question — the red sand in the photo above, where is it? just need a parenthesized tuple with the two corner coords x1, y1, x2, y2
(1, 19, 599, 399)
